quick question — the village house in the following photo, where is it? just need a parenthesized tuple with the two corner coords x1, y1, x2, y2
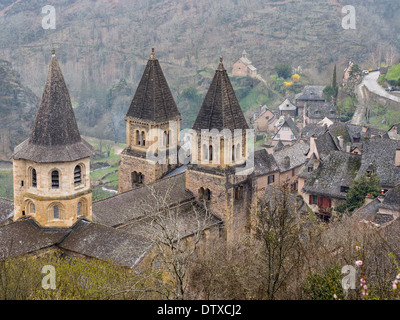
(272, 116, 300, 147)
(303, 101, 339, 125)
(252, 105, 278, 133)
(273, 141, 309, 192)
(232, 50, 257, 78)
(301, 151, 362, 220)
(295, 85, 326, 118)
(278, 98, 297, 117)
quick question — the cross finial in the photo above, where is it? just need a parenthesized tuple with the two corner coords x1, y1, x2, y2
(150, 47, 156, 59)
(218, 56, 224, 70)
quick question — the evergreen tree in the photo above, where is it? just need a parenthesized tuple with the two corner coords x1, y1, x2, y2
(332, 64, 338, 99)
(336, 172, 381, 214)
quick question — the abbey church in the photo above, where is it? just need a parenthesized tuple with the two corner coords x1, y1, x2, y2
(0, 48, 284, 268)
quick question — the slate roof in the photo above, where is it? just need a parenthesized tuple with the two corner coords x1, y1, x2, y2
(12, 52, 94, 163)
(297, 154, 317, 179)
(306, 101, 338, 120)
(253, 149, 279, 176)
(92, 173, 194, 227)
(273, 141, 310, 172)
(0, 218, 69, 260)
(273, 140, 285, 152)
(119, 202, 222, 243)
(356, 138, 400, 188)
(0, 198, 13, 226)
(378, 185, 400, 212)
(58, 219, 153, 268)
(125, 48, 182, 124)
(301, 124, 328, 139)
(352, 198, 383, 223)
(313, 131, 339, 159)
(296, 86, 325, 101)
(192, 58, 249, 131)
(365, 127, 389, 139)
(303, 151, 362, 199)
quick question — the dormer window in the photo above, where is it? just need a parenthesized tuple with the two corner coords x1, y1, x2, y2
(340, 186, 350, 193)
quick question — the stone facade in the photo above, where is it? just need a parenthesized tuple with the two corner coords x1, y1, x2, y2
(118, 119, 181, 193)
(13, 157, 92, 227)
(185, 165, 252, 242)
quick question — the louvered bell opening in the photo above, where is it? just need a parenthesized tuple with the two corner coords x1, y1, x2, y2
(74, 166, 82, 185)
(51, 171, 59, 189)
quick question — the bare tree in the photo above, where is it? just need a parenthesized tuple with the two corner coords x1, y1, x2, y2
(137, 181, 220, 300)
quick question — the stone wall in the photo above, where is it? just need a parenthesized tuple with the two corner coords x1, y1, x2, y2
(13, 157, 92, 227)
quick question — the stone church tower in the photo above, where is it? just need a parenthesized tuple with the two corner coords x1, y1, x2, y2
(119, 48, 182, 193)
(186, 57, 252, 241)
(12, 49, 95, 228)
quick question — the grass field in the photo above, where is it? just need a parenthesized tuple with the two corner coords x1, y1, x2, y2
(0, 170, 13, 200)
(385, 63, 400, 82)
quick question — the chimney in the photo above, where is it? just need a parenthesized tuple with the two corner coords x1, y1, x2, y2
(337, 135, 344, 150)
(365, 194, 374, 205)
(346, 143, 351, 153)
(396, 148, 400, 167)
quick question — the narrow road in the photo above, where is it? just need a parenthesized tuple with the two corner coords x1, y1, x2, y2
(363, 71, 400, 103)
(351, 83, 366, 125)
(351, 71, 400, 124)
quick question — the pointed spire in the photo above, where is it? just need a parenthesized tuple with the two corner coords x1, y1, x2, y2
(192, 57, 249, 131)
(12, 51, 94, 162)
(125, 48, 181, 123)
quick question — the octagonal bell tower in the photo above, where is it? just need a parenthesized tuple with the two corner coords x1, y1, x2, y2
(12, 49, 95, 228)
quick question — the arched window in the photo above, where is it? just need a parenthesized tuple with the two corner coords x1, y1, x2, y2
(199, 187, 205, 199)
(131, 171, 138, 186)
(236, 143, 241, 160)
(25, 200, 36, 214)
(136, 130, 140, 145)
(205, 188, 211, 201)
(77, 202, 81, 216)
(138, 173, 144, 184)
(232, 145, 235, 161)
(209, 145, 213, 161)
(202, 144, 208, 161)
(32, 169, 37, 187)
(53, 205, 60, 219)
(74, 165, 82, 185)
(163, 131, 168, 146)
(51, 170, 59, 189)
(141, 131, 146, 146)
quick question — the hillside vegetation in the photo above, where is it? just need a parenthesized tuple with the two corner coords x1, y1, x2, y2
(0, 0, 399, 146)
